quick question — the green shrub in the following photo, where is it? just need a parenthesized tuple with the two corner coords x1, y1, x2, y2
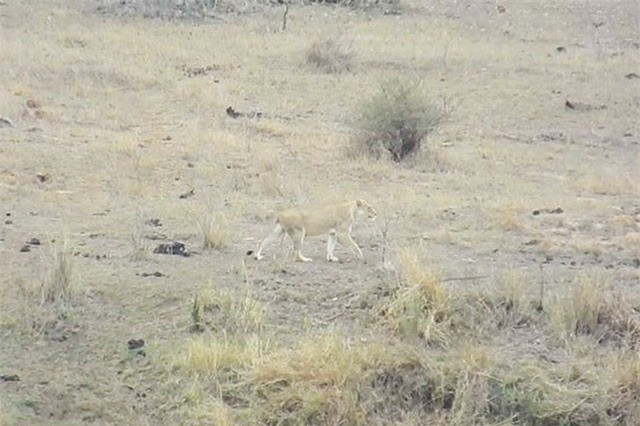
(356, 77, 441, 161)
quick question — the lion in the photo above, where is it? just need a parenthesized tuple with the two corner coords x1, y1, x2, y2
(251, 199, 377, 262)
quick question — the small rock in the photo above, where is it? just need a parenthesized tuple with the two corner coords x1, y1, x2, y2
(19, 245, 30, 252)
(0, 117, 15, 128)
(27, 238, 41, 245)
(153, 242, 190, 257)
(179, 189, 195, 199)
(127, 339, 145, 350)
(146, 218, 162, 227)
(36, 173, 50, 183)
(25, 99, 41, 109)
(0, 374, 20, 382)
(139, 271, 166, 277)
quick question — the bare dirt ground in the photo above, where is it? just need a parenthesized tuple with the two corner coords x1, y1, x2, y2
(1, 0, 639, 424)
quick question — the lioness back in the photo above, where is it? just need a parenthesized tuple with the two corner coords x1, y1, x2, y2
(277, 202, 355, 237)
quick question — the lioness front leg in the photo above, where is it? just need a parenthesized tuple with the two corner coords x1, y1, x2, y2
(345, 233, 363, 259)
(255, 223, 284, 260)
(326, 230, 339, 262)
(293, 229, 312, 262)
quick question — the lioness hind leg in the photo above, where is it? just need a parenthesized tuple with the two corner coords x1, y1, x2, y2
(326, 230, 339, 262)
(255, 223, 284, 260)
(345, 233, 364, 259)
(293, 228, 312, 262)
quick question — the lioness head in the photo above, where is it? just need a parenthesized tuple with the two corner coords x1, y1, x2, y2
(356, 199, 377, 220)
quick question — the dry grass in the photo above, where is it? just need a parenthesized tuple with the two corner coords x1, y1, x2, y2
(1, 239, 79, 335)
(40, 239, 75, 304)
(548, 271, 640, 346)
(195, 286, 267, 334)
(2, 0, 640, 424)
(0, 398, 15, 426)
(198, 212, 233, 250)
(305, 38, 354, 74)
(382, 251, 453, 345)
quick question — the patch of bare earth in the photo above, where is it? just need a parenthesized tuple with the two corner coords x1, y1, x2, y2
(1, 0, 639, 424)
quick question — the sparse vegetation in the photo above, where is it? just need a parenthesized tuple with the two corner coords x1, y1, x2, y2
(548, 272, 640, 346)
(1, 240, 78, 335)
(354, 77, 442, 161)
(305, 38, 354, 74)
(40, 240, 75, 305)
(2, 0, 639, 424)
(190, 295, 204, 333)
(382, 252, 453, 344)
(198, 213, 233, 250)
(196, 287, 267, 334)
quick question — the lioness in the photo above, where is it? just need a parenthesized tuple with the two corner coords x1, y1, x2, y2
(253, 199, 377, 262)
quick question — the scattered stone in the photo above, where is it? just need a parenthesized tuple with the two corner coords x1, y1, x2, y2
(532, 208, 564, 216)
(139, 271, 166, 277)
(179, 189, 195, 199)
(5, 220, 12, 225)
(162, 135, 172, 141)
(153, 242, 190, 257)
(226, 106, 241, 119)
(226, 106, 263, 120)
(0, 374, 20, 382)
(146, 218, 162, 227)
(36, 173, 50, 183)
(0, 117, 15, 128)
(25, 99, 41, 109)
(625, 72, 640, 79)
(127, 339, 145, 350)
(182, 64, 219, 78)
(19, 245, 30, 252)
(565, 99, 606, 111)
(27, 238, 41, 246)
(556, 46, 566, 53)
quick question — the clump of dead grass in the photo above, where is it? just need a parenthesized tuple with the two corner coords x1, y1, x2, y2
(548, 271, 640, 346)
(381, 251, 454, 345)
(2, 239, 78, 335)
(305, 38, 354, 74)
(198, 213, 233, 250)
(40, 239, 75, 304)
(130, 224, 150, 261)
(195, 287, 267, 334)
(175, 330, 435, 424)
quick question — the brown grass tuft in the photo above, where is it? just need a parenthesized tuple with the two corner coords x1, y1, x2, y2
(305, 38, 354, 74)
(198, 213, 233, 250)
(548, 272, 640, 346)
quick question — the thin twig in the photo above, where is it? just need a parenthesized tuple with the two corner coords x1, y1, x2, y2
(281, 2, 289, 31)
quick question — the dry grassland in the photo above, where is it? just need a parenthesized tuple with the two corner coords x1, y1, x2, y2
(1, 0, 639, 424)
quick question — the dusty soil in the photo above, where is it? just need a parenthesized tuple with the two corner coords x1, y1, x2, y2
(1, 0, 639, 424)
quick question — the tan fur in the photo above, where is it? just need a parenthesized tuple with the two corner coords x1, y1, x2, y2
(254, 199, 377, 262)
